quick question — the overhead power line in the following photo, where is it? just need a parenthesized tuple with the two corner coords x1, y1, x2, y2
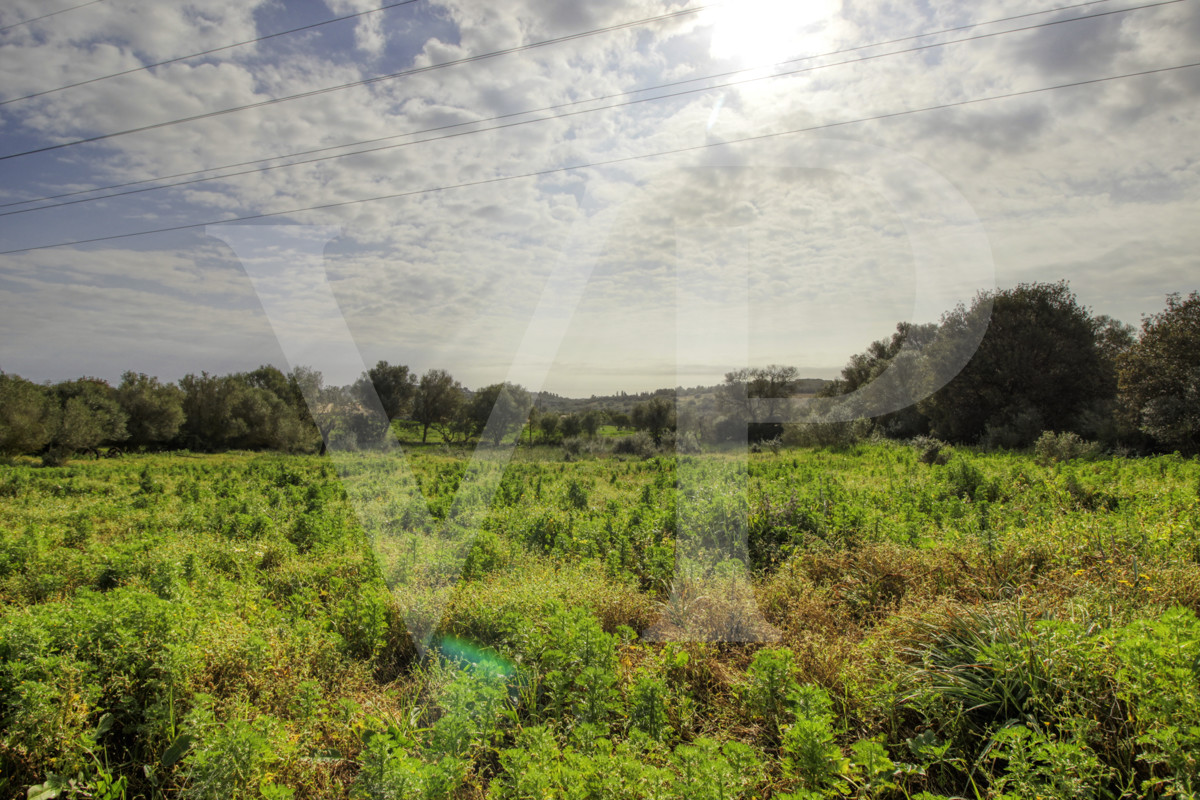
(0, 0, 103, 34)
(2, 60, 1195, 256)
(0, 4, 711, 162)
(0, 0, 423, 107)
(0, 0, 1170, 216)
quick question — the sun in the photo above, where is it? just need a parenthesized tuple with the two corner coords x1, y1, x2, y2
(706, 0, 839, 65)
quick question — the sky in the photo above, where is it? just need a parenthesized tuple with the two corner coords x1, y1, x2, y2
(0, 0, 1197, 397)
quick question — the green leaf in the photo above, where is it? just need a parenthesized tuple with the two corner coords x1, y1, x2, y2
(27, 775, 65, 800)
(161, 733, 196, 767)
(94, 712, 115, 738)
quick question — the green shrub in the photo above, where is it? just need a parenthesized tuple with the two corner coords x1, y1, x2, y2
(627, 673, 672, 742)
(1034, 431, 1102, 464)
(537, 605, 619, 729)
(742, 647, 801, 739)
(352, 726, 463, 800)
(1114, 607, 1200, 796)
(428, 662, 509, 758)
(941, 456, 1000, 502)
(779, 684, 846, 795)
(985, 725, 1111, 800)
(911, 435, 952, 466)
(671, 737, 763, 800)
(179, 697, 291, 800)
(612, 433, 655, 458)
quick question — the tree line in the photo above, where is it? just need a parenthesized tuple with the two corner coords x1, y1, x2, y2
(2, 282, 1196, 463)
(758, 283, 1199, 454)
(0, 361, 679, 465)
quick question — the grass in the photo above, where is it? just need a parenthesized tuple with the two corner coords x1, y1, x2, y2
(2, 442, 1199, 798)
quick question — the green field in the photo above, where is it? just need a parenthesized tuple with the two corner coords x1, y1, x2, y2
(3, 443, 1200, 799)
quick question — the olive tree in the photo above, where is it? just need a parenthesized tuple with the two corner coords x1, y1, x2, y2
(117, 372, 184, 449)
(464, 383, 531, 445)
(1119, 291, 1200, 453)
(412, 369, 464, 444)
(918, 282, 1108, 446)
(0, 372, 59, 457)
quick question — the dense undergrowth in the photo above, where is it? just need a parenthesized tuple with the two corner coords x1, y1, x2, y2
(2, 443, 1199, 798)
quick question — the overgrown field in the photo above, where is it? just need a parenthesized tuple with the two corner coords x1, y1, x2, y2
(2, 443, 1200, 799)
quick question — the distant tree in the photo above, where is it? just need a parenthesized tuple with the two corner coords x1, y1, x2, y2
(560, 413, 583, 439)
(179, 371, 314, 452)
(1077, 315, 1137, 444)
(631, 396, 675, 445)
(46, 378, 128, 463)
(609, 411, 631, 430)
(1093, 315, 1137, 391)
(526, 406, 540, 445)
(244, 365, 294, 406)
(55, 378, 127, 442)
(285, 366, 327, 448)
(919, 282, 1108, 446)
(464, 383, 531, 445)
(412, 369, 465, 444)
(1119, 291, 1200, 453)
(178, 372, 230, 451)
(0, 372, 59, 457)
(820, 323, 939, 439)
(538, 411, 560, 442)
(581, 409, 604, 437)
(718, 364, 800, 441)
(355, 361, 416, 422)
(117, 372, 184, 449)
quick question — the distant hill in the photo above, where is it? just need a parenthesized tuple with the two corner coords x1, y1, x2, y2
(532, 378, 830, 414)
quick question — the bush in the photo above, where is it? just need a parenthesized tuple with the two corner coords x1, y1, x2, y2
(941, 456, 1000, 502)
(1034, 430, 1102, 464)
(561, 436, 610, 460)
(782, 418, 872, 448)
(743, 647, 801, 739)
(981, 403, 1045, 450)
(611, 432, 655, 458)
(179, 699, 292, 800)
(910, 435, 952, 465)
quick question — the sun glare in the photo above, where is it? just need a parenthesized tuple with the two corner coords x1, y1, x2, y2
(707, 0, 838, 64)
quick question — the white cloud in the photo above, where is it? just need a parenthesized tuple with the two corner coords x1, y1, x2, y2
(1, 0, 1198, 393)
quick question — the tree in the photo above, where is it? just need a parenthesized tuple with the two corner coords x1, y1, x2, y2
(355, 361, 416, 422)
(631, 397, 675, 445)
(285, 366, 329, 451)
(538, 411, 560, 442)
(117, 372, 184, 449)
(179, 371, 315, 452)
(464, 383, 531, 445)
(559, 413, 583, 439)
(412, 369, 464, 444)
(718, 365, 801, 441)
(1076, 315, 1137, 444)
(918, 282, 1108, 446)
(581, 409, 604, 437)
(47, 378, 128, 463)
(1119, 291, 1200, 453)
(0, 372, 59, 457)
(819, 324, 939, 439)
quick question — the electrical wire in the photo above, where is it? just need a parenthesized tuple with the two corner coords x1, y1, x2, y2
(0, 0, 103, 35)
(2, 59, 1195, 256)
(0, 4, 712, 162)
(0, 0, 423, 107)
(0, 0, 1170, 216)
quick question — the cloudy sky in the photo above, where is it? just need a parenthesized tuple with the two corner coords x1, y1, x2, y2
(0, 0, 1197, 396)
